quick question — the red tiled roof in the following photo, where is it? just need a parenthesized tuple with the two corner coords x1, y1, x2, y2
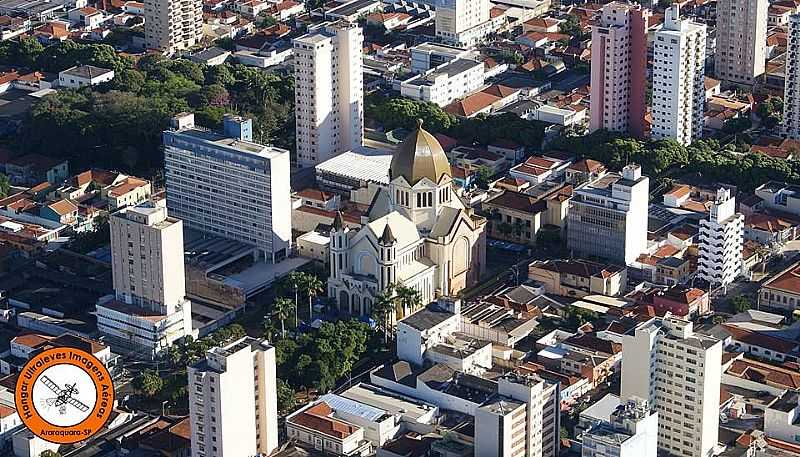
(567, 158, 604, 173)
(289, 402, 358, 439)
(727, 358, 800, 389)
(297, 188, 335, 202)
(0, 403, 14, 418)
(665, 184, 691, 198)
(722, 324, 798, 354)
(763, 263, 800, 294)
(12, 333, 51, 347)
(445, 92, 500, 117)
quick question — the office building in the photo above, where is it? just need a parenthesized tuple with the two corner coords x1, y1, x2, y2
(621, 317, 723, 457)
(293, 22, 364, 167)
(144, 0, 203, 54)
(567, 164, 650, 264)
(651, 5, 706, 145)
(189, 337, 279, 457)
(697, 188, 743, 289)
(589, 2, 650, 137)
(581, 398, 658, 457)
(435, 0, 493, 47)
(714, 0, 767, 85)
(784, 14, 800, 139)
(96, 204, 192, 355)
(164, 113, 291, 263)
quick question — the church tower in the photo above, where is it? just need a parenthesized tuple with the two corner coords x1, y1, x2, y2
(329, 211, 349, 282)
(388, 119, 454, 233)
(378, 223, 397, 290)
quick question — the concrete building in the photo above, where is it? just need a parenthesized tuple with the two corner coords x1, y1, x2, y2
(293, 22, 363, 167)
(589, 2, 649, 137)
(784, 14, 800, 139)
(58, 65, 114, 88)
(764, 392, 800, 443)
(188, 337, 279, 457)
(409, 42, 475, 73)
(581, 398, 658, 457)
(164, 113, 291, 263)
(758, 261, 800, 311)
(144, 0, 202, 54)
(399, 58, 485, 107)
(435, 0, 493, 47)
(621, 317, 723, 457)
(714, 0, 767, 85)
(96, 204, 192, 355)
(651, 5, 706, 145)
(528, 259, 626, 298)
(567, 165, 650, 265)
(696, 188, 743, 289)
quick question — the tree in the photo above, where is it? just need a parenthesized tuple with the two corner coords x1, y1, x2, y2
(272, 298, 295, 337)
(258, 14, 278, 28)
(731, 296, 752, 314)
(0, 173, 9, 198)
(133, 369, 163, 397)
(475, 165, 494, 189)
(371, 286, 396, 342)
(722, 117, 752, 135)
(558, 15, 583, 40)
(301, 274, 324, 319)
(277, 379, 296, 412)
(394, 284, 422, 319)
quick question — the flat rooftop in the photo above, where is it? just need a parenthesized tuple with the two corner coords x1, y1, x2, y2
(315, 150, 393, 185)
(169, 127, 287, 159)
(341, 383, 437, 423)
(405, 58, 483, 87)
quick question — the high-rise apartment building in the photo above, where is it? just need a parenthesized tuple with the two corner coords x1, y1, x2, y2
(567, 164, 650, 264)
(96, 204, 192, 355)
(714, 0, 767, 85)
(589, 2, 650, 137)
(475, 373, 560, 457)
(582, 398, 658, 457)
(164, 113, 291, 263)
(293, 22, 363, 167)
(784, 14, 800, 139)
(651, 5, 706, 145)
(697, 188, 743, 289)
(435, 0, 493, 47)
(621, 317, 723, 457)
(144, 0, 203, 55)
(189, 337, 279, 457)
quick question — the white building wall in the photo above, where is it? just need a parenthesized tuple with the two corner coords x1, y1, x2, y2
(697, 189, 744, 288)
(189, 337, 278, 457)
(651, 6, 706, 145)
(784, 14, 800, 139)
(294, 22, 364, 167)
(621, 318, 722, 457)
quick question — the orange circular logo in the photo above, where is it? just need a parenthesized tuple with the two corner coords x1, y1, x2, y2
(15, 347, 114, 444)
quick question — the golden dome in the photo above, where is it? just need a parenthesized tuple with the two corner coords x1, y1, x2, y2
(390, 119, 452, 185)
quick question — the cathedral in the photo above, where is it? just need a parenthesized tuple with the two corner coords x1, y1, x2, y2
(328, 120, 487, 316)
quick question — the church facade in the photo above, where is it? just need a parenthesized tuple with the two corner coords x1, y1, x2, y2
(328, 121, 487, 316)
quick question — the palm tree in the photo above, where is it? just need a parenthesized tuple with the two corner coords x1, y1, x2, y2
(394, 284, 421, 319)
(272, 298, 295, 338)
(301, 274, 324, 320)
(285, 272, 303, 326)
(371, 286, 396, 342)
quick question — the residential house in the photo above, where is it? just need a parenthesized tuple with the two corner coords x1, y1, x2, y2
(528, 259, 626, 298)
(5, 154, 68, 186)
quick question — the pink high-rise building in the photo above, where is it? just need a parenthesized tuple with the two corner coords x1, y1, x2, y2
(590, 2, 650, 138)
